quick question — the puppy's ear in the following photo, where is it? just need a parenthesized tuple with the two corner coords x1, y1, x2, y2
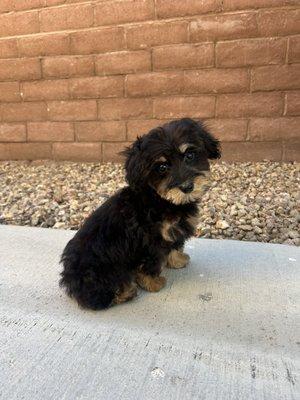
(197, 121, 221, 159)
(121, 137, 148, 188)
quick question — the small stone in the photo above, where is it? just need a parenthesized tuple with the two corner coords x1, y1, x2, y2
(216, 220, 230, 230)
(284, 239, 295, 246)
(292, 238, 300, 246)
(31, 215, 39, 226)
(288, 230, 299, 239)
(46, 217, 56, 227)
(239, 225, 253, 231)
(251, 218, 260, 227)
(53, 222, 66, 229)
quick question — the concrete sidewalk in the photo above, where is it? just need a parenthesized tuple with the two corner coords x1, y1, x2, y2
(0, 225, 299, 400)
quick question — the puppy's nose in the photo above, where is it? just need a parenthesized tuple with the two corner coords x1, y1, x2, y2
(179, 182, 194, 193)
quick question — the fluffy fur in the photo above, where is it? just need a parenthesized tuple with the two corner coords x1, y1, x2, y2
(59, 118, 221, 310)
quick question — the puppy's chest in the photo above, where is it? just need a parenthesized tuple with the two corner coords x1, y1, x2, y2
(160, 212, 199, 243)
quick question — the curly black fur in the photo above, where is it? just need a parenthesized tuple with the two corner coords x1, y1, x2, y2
(59, 118, 221, 310)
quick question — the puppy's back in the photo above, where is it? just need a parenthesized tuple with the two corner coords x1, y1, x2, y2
(59, 187, 141, 309)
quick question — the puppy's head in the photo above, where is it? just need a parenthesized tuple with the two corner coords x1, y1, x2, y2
(123, 118, 221, 205)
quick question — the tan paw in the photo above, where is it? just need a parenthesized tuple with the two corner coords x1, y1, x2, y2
(136, 273, 166, 292)
(113, 283, 137, 304)
(167, 249, 190, 269)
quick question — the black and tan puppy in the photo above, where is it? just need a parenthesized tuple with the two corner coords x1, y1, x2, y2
(60, 118, 221, 309)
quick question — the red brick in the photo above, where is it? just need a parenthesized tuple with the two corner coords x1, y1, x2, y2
(249, 117, 300, 141)
(42, 56, 94, 78)
(204, 119, 248, 141)
(0, 124, 26, 142)
(65, 0, 89, 3)
(95, 51, 151, 76)
(53, 143, 102, 162)
(156, 0, 221, 18)
(216, 38, 286, 67)
(252, 65, 300, 91)
(45, 0, 67, 5)
(47, 100, 97, 121)
(8, 143, 52, 160)
(75, 121, 126, 142)
(153, 43, 214, 71)
(1, 102, 47, 122)
(190, 12, 257, 42)
(223, 0, 298, 10)
(221, 142, 282, 162)
(21, 80, 69, 101)
(184, 69, 249, 94)
(102, 142, 130, 162)
(288, 36, 300, 63)
(18, 34, 70, 57)
(127, 119, 166, 141)
(70, 27, 125, 55)
(153, 96, 215, 119)
(285, 92, 300, 116)
(126, 71, 183, 97)
(0, 144, 10, 160)
(27, 122, 74, 142)
(126, 21, 188, 50)
(45, 0, 87, 4)
(69, 76, 124, 99)
(98, 98, 152, 120)
(257, 9, 300, 37)
(14, 0, 44, 11)
(0, 11, 39, 38)
(0, 0, 13, 13)
(217, 93, 283, 117)
(284, 141, 300, 162)
(0, 82, 20, 102)
(44, 0, 64, 5)
(0, 59, 41, 81)
(40, 4, 93, 32)
(95, 0, 154, 26)
(0, 39, 18, 59)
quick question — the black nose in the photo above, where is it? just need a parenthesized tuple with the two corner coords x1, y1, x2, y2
(179, 182, 194, 193)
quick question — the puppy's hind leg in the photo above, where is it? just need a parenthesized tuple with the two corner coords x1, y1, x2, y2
(113, 281, 138, 305)
(136, 273, 166, 292)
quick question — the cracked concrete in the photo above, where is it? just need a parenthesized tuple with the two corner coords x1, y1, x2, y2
(0, 225, 299, 399)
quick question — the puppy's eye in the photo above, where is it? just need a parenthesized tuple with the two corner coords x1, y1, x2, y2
(184, 151, 195, 162)
(158, 163, 168, 174)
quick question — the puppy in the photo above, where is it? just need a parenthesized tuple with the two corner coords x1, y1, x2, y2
(59, 118, 221, 310)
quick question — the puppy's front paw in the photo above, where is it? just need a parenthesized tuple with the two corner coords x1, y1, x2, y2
(150, 276, 166, 292)
(136, 273, 166, 292)
(167, 249, 190, 269)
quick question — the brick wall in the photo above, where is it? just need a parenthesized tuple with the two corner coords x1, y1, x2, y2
(0, 0, 299, 162)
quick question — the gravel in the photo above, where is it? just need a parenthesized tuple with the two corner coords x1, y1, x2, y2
(0, 161, 299, 245)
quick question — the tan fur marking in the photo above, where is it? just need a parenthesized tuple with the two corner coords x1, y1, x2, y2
(179, 143, 192, 153)
(136, 273, 166, 292)
(156, 171, 211, 205)
(161, 220, 172, 242)
(156, 156, 167, 162)
(160, 217, 182, 242)
(167, 249, 190, 269)
(163, 187, 187, 205)
(113, 282, 137, 304)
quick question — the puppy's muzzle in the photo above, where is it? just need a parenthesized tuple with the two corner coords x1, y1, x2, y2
(179, 181, 194, 193)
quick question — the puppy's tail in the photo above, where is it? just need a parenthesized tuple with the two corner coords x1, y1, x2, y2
(59, 240, 114, 310)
